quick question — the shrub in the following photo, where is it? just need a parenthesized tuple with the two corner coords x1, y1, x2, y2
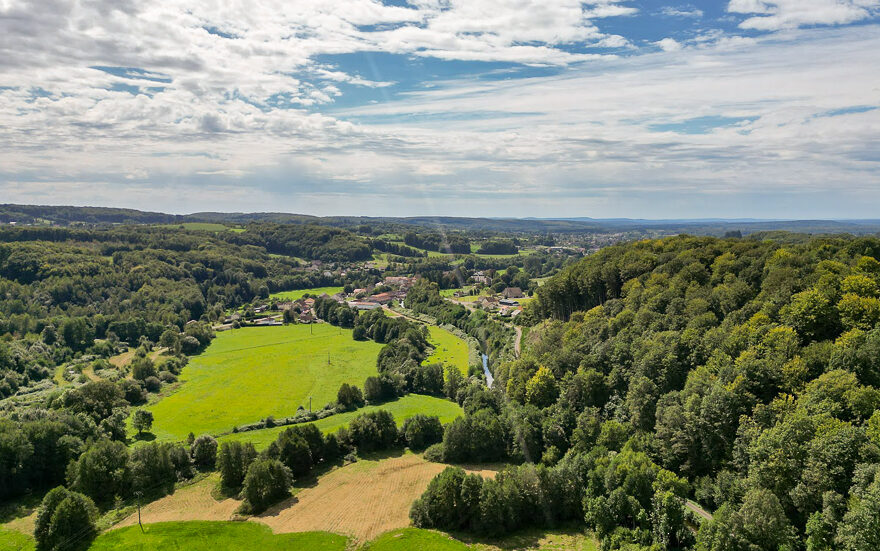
(34, 486, 98, 551)
(402, 415, 444, 450)
(242, 459, 291, 513)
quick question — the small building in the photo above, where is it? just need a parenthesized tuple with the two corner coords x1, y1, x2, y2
(368, 292, 394, 304)
(299, 311, 315, 323)
(502, 287, 524, 299)
(499, 298, 519, 306)
(348, 301, 382, 310)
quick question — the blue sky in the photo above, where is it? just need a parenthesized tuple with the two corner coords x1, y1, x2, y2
(0, 0, 879, 218)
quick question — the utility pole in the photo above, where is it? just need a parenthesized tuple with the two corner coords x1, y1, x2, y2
(135, 491, 144, 533)
(309, 396, 312, 413)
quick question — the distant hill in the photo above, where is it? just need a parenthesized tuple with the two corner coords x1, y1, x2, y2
(1, 204, 879, 236)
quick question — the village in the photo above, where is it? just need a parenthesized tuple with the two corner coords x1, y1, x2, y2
(217, 273, 529, 330)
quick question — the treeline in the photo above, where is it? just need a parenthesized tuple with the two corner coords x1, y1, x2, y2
(369, 238, 426, 258)
(226, 224, 372, 262)
(415, 234, 880, 550)
(404, 232, 471, 254)
(310, 297, 449, 399)
(476, 239, 518, 255)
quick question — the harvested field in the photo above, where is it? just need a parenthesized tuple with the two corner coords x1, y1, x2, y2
(115, 475, 240, 528)
(254, 452, 498, 543)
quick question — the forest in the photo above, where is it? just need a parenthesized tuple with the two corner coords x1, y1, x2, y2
(412, 234, 880, 550)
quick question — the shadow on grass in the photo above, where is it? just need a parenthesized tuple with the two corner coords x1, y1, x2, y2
(449, 523, 596, 550)
(133, 431, 156, 442)
(0, 491, 42, 524)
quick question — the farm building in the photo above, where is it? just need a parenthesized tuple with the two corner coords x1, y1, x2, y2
(502, 287, 524, 298)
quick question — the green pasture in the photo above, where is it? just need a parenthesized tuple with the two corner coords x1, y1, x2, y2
(143, 324, 384, 440)
(89, 522, 346, 551)
(270, 287, 344, 301)
(361, 528, 467, 551)
(424, 326, 470, 375)
(218, 394, 463, 450)
(0, 527, 34, 551)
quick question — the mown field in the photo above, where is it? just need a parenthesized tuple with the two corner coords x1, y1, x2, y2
(218, 394, 463, 450)
(144, 324, 384, 440)
(424, 326, 470, 375)
(270, 286, 344, 301)
(90, 522, 346, 551)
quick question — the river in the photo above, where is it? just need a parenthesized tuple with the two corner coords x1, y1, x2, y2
(481, 353, 494, 388)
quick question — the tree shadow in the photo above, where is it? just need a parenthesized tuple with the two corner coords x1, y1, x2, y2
(0, 491, 42, 524)
(449, 523, 593, 550)
(133, 431, 156, 442)
(357, 446, 406, 462)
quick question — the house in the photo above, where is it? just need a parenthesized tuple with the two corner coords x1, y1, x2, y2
(502, 287, 524, 299)
(304, 298, 316, 308)
(499, 298, 519, 306)
(299, 311, 315, 323)
(276, 301, 296, 311)
(477, 296, 499, 310)
(472, 271, 491, 284)
(367, 292, 394, 304)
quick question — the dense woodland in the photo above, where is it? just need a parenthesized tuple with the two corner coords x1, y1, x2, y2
(413, 234, 880, 550)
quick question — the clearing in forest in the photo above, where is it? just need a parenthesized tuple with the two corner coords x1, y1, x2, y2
(254, 451, 498, 543)
(145, 324, 384, 440)
(424, 326, 470, 375)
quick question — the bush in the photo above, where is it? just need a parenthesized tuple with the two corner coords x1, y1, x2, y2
(346, 410, 399, 452)
(218, 441, 257, 490)
(402, 415, 444, 450)
(242, 459, 291, 513)
(143, 376, 161, 393)
(424, 443, 446, 463)
(34, 486, 98, 551)
(190, 434, 218, 469)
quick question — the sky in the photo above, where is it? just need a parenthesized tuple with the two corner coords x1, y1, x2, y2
(1, 0, 879, 219)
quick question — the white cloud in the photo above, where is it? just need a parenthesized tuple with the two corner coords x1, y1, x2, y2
(656, 37, 683, 51)
(661, 6, 704, 18)
(0, 1, 879, 217)
(728, 0, 880, 30)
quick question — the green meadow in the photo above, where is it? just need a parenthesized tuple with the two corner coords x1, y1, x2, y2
(360, 528, 467, 551)
(218, 393, 463, 450)
(424, 326, 470, 375)
(144, 324, 384, 440)
(270, 286, 344, 301)
(89, 522, 346, 551)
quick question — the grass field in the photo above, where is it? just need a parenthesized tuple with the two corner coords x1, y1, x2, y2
(254, 451, 497, 543)
(0, 527, 34, 551)
(219, 394, 463, 450)
(89, 522, 346, 551)
(270, 287, 344, 301)
(424, 326, 469, 375)
(361, 528, 467, 551)
(144, 324, 384, 440)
